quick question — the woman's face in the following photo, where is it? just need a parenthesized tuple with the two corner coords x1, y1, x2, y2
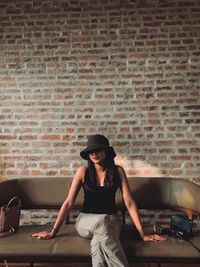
(88, 148, 106, 165)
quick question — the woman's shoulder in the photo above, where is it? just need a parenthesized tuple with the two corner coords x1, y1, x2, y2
(75, 165, 87, 183)
(116, 164, 125, 173)
(115, 165, 127, 181)
(77, 165, 87, 171)
(76, 165, 87, 175)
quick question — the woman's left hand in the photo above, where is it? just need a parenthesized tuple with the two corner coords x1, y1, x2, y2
(143, 234, 167, 242)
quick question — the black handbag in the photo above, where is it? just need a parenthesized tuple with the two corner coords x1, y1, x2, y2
(155, 215, 200, 253)
(170, 215, 192, 239)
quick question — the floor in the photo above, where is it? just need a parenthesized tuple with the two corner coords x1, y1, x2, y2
(0, 263, 200, 267)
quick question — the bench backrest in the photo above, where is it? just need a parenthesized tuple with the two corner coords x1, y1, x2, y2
(0, 177, 199, 214)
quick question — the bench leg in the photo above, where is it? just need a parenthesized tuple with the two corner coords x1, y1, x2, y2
(30, 263, 34, 267)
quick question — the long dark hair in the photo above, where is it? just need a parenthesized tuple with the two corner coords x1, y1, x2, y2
(84, 150, 121, 192)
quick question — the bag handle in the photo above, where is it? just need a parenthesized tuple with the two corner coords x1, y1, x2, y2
(7, 196, 21, 209)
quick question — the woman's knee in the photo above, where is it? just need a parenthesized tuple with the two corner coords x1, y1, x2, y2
(94, 214, 121, 236)
(75, 213, 93, 238)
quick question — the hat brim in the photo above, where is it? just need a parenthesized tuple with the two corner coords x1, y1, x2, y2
(80, 145, 116, 160)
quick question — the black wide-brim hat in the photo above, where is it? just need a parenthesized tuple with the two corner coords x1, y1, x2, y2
(80, 134, 116, 160)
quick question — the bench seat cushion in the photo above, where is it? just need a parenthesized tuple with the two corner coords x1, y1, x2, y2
(0, 225, 91, 262)
(121, 225, 200, 263)
(0, 224, 199, 263)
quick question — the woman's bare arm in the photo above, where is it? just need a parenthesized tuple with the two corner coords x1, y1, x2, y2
(118, 166, 166, 242)
(32, 166, 85, 239)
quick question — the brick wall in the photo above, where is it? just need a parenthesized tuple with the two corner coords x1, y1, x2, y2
(0, 0, 200, 184)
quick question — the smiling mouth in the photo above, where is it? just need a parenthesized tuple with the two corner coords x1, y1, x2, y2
(92, 156, 100, 160)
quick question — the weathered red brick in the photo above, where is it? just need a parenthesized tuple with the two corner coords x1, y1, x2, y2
(0, 0, 199, 185)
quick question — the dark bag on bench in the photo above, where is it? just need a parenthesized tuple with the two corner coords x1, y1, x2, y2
(155, 215, 200, 253)
(170, 215, 192, 239)
(0, 196, 21, 237)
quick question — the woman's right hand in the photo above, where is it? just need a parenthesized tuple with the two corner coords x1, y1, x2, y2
(32, 231, 54, 240)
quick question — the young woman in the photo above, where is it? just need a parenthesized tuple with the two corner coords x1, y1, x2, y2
(33, 134, 166, 266)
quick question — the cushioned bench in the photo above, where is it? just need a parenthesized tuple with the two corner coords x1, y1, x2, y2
(0, 177, 200, 266)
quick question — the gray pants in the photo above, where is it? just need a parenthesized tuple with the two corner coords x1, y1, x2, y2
(75, 212, 129, 267)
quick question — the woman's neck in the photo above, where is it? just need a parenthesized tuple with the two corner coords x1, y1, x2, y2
(94, 163, 105, 172)
(94, 164, 107, 186)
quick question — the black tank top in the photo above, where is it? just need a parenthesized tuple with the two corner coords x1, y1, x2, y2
(81, 183, 118, 214)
